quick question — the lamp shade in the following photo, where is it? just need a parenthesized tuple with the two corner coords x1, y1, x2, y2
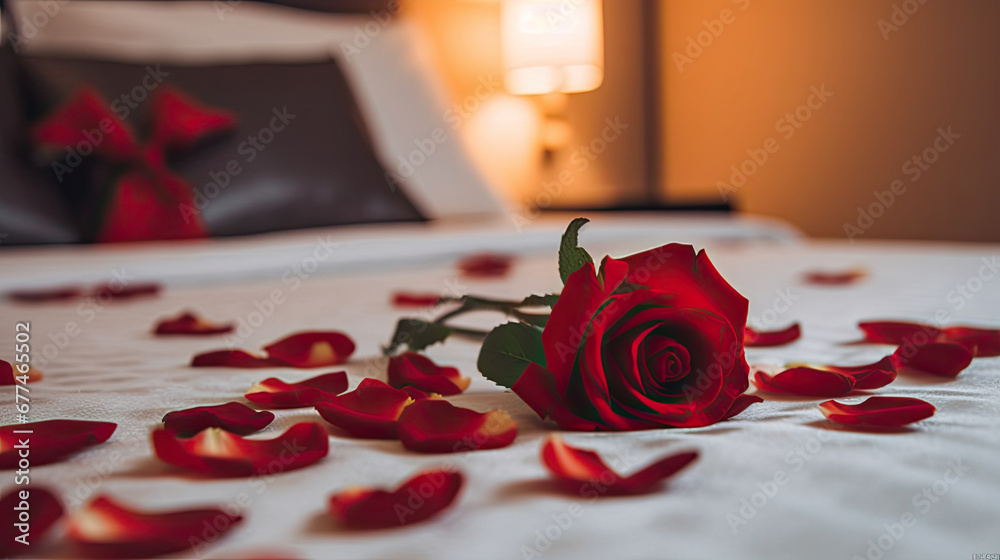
(501, 0, 604, 95)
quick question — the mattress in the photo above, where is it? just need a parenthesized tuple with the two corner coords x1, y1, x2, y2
(1, 213, 997, 560)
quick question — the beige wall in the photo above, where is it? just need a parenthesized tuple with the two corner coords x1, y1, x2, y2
(405, 0, 999, 241)
(660, 0, 1000, 241)
(402, 0, 649, 212)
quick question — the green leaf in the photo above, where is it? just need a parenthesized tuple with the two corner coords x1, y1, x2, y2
(519, 293, 560, 308)
(513, 311, 549, 328)
(385, 319, 455, 355)
(477, 322, 547, 389)
(558, 217, 594, 285)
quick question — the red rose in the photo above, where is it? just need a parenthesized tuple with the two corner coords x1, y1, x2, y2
(512, 244, 751, 430)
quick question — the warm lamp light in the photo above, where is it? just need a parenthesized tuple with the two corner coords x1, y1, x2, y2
(501, 0, 605, 95)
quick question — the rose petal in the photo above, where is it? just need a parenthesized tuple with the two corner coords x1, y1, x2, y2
(329, 470, 463, 529)
(245, 372, 349, 409)
(402, 386, 438, 401)
(0, 420, 116, 468)
(66, 495, 241, 558)
(152, 422, 329, 477)
(191, 349, 282, 368)
(744, 324, 801, 347)
(892, 342, 973, 378)
(802, 269, 866, 286)
(721, 394, 764, 420)
(0, 487, 63, 557)
(315, 378, 414, 439)
(154, 311, 234, 335)
(1, 359, 43, 385)
(391, 293, 441, 308)
(388, 353, 470, 396)
(752, 367, 855, 397)
(162, 402, 274, 437)
(396, 399, 517, 453)
(857, 321, 940, 345)
(826, 356, 898, 390)
(819, 396, 936, 427)
(541, 435, 699, 495)
(92, 282, 162, 300)
(6, 285, 82, 303)
(457, 253, 514, 278)
(263, 332, 356, 368)
(939, 326, 1000, 357)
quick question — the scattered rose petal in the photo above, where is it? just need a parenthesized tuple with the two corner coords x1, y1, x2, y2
(826, 356, 897, 390)
(892, 342, 973, 378)
(939, 326, 1000, 357)
(263, 332, 356, 368)
(744, 324, 801, 347)
(752, 367, 855, 398)
(191, 349, 281, 368)
(152, 422, 329, 477)
(819, 396, 936, 427)
(6, 285, 82, 303)
(388, 353, 469, 396)
(328, 470, 463, 529)
(541, 436, 699, 495)
(457, 253, 514, 278)
(154, 311, 234, 335)
(857, 321, 940, 345)
(721, 394, 764, 420)
(1, 420, 117, 469)
(396, 399, 517, 453)
(162, 402, 274, 437)
(245, 372, 348, 409)
(401, 386, 438, 401)
(0, 487, 63, 557)
(1, 359, 43, 385)
(315, 378, 414, 439)
(92, 282, 162, 300)
(66, 495, 241, 558)
(391, 292, 441, 308)
(803, 269, 866, 286)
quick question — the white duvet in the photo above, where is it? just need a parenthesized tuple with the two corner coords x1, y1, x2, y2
(1, 214, 998, 560)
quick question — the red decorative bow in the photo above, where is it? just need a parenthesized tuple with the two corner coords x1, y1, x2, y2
(33, 86, 236, 243)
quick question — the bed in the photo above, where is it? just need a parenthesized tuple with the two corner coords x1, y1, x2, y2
(1, 2, 998, 559)
(2, 212, 999, 559)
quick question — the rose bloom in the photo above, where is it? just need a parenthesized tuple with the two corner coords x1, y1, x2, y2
(513, 244, 751, 430)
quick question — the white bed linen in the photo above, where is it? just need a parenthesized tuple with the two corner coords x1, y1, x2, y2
(1, 214, 998, 560)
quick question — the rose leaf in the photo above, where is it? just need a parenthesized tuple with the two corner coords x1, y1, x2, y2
(477, 322, 546, 389)
(559, 217, 594, 285)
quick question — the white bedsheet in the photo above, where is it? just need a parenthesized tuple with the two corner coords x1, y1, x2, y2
(1, 214, 998, 560)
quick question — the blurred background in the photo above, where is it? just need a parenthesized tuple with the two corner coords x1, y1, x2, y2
(1, 0, 998, 244)
(411, 0, 1000, 242)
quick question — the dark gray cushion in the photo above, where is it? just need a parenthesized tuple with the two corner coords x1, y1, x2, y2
(17, 55, 425, 240)
(0, 42, 81, 245)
